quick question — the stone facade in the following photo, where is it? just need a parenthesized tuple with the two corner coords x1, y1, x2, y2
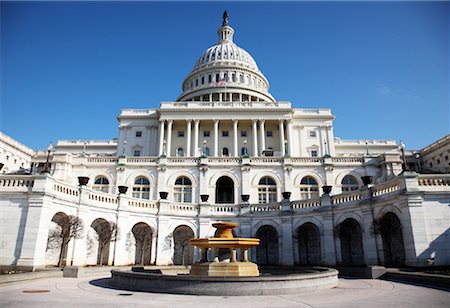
(0, 14, 449, 271)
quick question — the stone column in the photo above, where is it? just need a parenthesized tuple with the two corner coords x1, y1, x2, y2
(233, 119, 239, 157)
(279, 120, 285, 156)
(166, 120, 173, 157)
(252, 119, 258, 157)
(298, 125, 304, 156)
(280, 215, 295, 266)
(186, 120, 192, 157)
(193, 119, 200, 156)
(214, 119, 219, 157)
(259, 120, 265, 155)
(158, 120, 165, 156)
(286, 120, 293, 156)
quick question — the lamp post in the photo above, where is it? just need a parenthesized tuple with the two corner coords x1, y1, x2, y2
(414, 152, 421, 173)
(43, 142, 53, 173)
(365, 140, 369, 156)
(399, 140, 407, 171)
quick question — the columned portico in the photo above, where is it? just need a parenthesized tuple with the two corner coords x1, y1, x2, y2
(166, 120, 173, 157)
(259, 120, 265, 155)
(279, 120, 285, 156)
(186, 120, 192, 157)
(233, 119, 238, 157)
(214, 119, 219, 157)
(194, 119, 200, 156)
(252, 120, 258, 157)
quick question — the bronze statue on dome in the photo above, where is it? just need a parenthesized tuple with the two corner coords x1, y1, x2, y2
(222, 10, 229, 26)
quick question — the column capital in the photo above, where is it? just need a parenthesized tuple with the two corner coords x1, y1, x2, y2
(252, 119, 258, 124)
(259, 119, 265, 124)
(186, 119, 193, 123)
(278, 119, 285, 124)
(232, 119, 239, 124)
(193, 119, 200, 124)
(167, 119, 173, 124)
(159, 119, 165, 124)
(213, 119, 220, 124)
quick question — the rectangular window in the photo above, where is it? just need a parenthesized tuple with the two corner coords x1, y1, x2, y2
(195, 79, 198, 86)
(222, 131, 229, 137)
(216, 74, 220, 82)
(178, 131, 185, 137)
(266, 131, 273, 137)
(135, 131, 142, 137)
(133, 150, 141, 157)
(309, 130, 317, 138)
(311, 150, 318, 157)
(240, 130, 247, 137)
(201, 76, 205, 84)
(203, 131, 210, 137)
(208, 75, 212, 83)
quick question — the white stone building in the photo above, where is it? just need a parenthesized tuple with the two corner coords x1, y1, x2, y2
(0, 132, 34, 174)
(1, 13, 449, 271)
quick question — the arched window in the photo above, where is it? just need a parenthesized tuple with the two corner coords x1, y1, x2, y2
(174, 177, 192, 203)
(93, 176, 109, 193)
(299, 176, 319, 199)
(341, 175, 359, 192)
(222, 147, 229, 156)
(258, 177, 277, 203)
(177, 147, 184, 157)
(132, 177, 150, 199)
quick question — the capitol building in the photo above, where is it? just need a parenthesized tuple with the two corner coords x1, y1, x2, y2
(1, 13, 449, 271)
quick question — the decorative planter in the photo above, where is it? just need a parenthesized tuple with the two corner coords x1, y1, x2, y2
(159, 191, 168, 200)
(322, 185, 332, 194)
(361, 176, 373, 186)
(241, 194, 250, 202)
(282, 191, 291, 200)
(118, 185, 128, 194)
(200, 194, 209, 202)
(78, 176, 90, 186)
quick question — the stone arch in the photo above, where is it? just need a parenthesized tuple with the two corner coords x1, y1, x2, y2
(293, 171, 324, 187)
(334, 171, 363, 187)
(88, 171, 114, 191)
(125, 171, 156, 188)
(338, 218, 364, 266)
(255, 225, 279, 265)
(172, 225, 195, 265)
(296, 222, 322, 265)
(335, 212, 365, 227)
(379, 212, 406, 266)
(208, 171, 240, 187)
(167, 171, 198, 188)
(251, 171, 282, 187)
(131, 222, 154, 265)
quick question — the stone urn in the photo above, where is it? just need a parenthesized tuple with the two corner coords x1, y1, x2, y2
(78, 176, 90, 186)
(282, 191, 291, 200)
(118, 185, 128, 194)
(159, 191, 168, 200)
(200, 194, 209, 202)
(241, 194, 250, 202)
(322, 185, 332, 194)
(362, 176, 373, 186)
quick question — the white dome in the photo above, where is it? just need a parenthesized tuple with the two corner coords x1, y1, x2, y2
(177, 12, 275, 103)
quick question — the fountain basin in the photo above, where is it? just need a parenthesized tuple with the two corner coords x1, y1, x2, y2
(110, 267, 339, 296)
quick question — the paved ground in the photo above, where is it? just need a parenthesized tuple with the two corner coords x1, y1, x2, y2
(0, 273, 448, 307)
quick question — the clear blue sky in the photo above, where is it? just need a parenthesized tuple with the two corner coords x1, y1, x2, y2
(1, 1, 449, 150)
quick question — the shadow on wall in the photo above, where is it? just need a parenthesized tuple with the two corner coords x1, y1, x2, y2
(418, 228, 450, 266)
(12, 202, 29, 267)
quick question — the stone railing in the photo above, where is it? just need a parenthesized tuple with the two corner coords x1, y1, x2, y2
(372, 179, 401, 197)
(126, 157, 158, 164)
(210, 204, 239, 215)
(207, 157, 242, 164)
(417, 175, 450, 186)
(52, 180, 79, 201)
(166, 157, 199, 164)
(291, 198, 321, 209)
(0, 175, 34, 192)
(128, 199, 158, 211)
(168, 203, 198, 214)
(250, 157, 283, 164)
(290, 157, 323, 164)
(88, 190, 118, 205)
(331, 191, 362, 205)
(331, 157, 365, 164)
(87, 157, 118, 164)
(250, 202, 280, 212)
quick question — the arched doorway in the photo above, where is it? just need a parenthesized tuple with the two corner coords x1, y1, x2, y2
(173, 225, 195, 265)
(339, 218, 364, 266)
(132, 222, 153, 265)
(46, 212, 70, 267)
(256, 225, 279, 265)
(379, 213, 405, 266)
(215, 176, 234, 204)
(297, 223, 321, 265)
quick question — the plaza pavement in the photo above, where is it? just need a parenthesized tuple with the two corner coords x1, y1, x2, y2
(0, 272, 448, 308)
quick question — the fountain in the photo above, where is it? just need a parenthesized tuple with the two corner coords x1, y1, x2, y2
(110, 221, 339, 295)
(190, 222, 260, 276)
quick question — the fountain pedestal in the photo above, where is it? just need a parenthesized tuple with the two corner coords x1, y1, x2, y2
(190, 222, 260, 277)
